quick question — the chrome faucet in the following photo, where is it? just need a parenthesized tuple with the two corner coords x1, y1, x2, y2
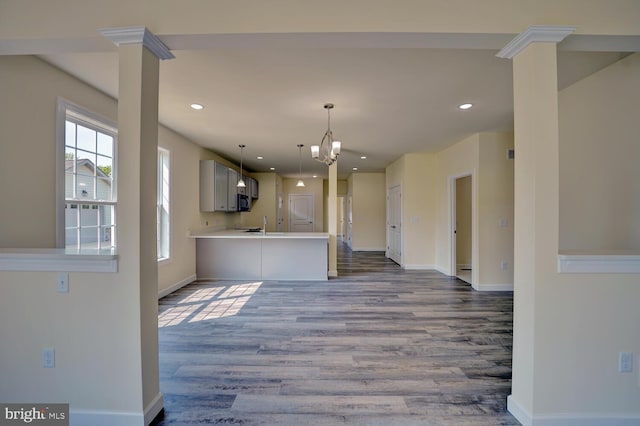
(263, 215, 267, 234)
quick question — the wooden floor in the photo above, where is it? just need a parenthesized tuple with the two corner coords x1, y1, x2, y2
(154, 243, 519, 425)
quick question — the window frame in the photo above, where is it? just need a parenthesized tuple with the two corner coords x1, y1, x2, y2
(157, 147, 171, 262)
(56, 98, 118, 251)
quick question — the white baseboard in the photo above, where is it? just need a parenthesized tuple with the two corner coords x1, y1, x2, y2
(434, 265, 453, 276)
(144, 393, 164, 425)
(70, 409, 143, 426)
(507, 395, 640, 426)
(403, 264, 437, 270)
(70, 393, 163, 426)
(508, 395, 532, 426)
(158, 274, 197, 299)
(350, 247, 386, 252)
(328, 269, 338, 277)
(457, 263, 472, 270)
(473, 283, 514, 292)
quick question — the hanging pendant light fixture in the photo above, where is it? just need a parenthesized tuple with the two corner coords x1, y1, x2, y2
(296, 144, 305, 187)
(311, 103, 341, 166)
(237, 144, 246, 188)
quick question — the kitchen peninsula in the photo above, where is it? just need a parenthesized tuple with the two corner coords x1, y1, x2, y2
(192, 230, 329, 281)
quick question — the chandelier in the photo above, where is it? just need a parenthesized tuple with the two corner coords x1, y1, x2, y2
(311, 103, 341, 165)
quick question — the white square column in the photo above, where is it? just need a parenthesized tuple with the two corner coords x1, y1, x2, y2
(101, 26, 173, 424)
(498, 26, 574, 422)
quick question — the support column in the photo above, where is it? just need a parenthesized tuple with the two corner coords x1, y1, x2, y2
(101, 27, 173, 424)
(328, 161, 338, 277)
(497, 26, 574, 423)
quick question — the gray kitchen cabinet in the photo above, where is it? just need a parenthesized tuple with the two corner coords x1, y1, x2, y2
(200, 160, 232, 212)
(249, 177, 259, 199)
(227, 168, 238, 211)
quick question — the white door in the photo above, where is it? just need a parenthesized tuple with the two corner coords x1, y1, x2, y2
(387, 185, 402, 265)
(289, 194, 314, 232)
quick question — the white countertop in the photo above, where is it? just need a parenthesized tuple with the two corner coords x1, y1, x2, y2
(191, 230, 329, 239)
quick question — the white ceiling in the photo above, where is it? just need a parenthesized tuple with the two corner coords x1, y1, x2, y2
(41, 46, 625, 179)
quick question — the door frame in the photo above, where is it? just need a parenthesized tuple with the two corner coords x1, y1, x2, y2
(449, 170, 476, 284)
(386, 184, 402, 265)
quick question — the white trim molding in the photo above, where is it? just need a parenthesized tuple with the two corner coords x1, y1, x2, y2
(99, 26, 175, 60)
(558, 251, 640, 274)
(158, 274, 197, 299)
(0, 248, 118, 273)
(497, 25, 576, 59)
(473, 283, 514, 292)
(403, 264, 437, 270)
(144, 393, 164, 425)
(508, 395, 640, 426)
(70, 409, 142, 426)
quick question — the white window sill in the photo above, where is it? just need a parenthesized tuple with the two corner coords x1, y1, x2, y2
(0, 248, 118, 273)
(558, 250, 640, 274)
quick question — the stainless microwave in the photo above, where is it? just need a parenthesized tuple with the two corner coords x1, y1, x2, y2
(237, 193, 250, 211)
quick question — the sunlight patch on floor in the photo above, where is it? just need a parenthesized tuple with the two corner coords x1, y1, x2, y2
(159, 281, 263, 328)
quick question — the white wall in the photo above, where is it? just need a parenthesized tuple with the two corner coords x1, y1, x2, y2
(348, 173, 386, 251)
(0, 55, 145, 418)
(509, 45, 640, 424)
(477, 132, 514, 288)
(559, 52, 640, 250)
(435, 134, 479, 277)
(0, 55, 242, 421)
(433, 132, 514, 289)
(385, 153, 438, 268)
(156, 126, 202, 295)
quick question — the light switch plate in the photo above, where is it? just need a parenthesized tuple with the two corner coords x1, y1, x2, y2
(43, 348, 55, 368)
(619, 352, 633, 373)
(57, 273, 69, 293)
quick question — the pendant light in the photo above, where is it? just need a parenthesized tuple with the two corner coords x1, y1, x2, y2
(311, 103, 341, 165)
(296, 144, 305, 187)
(237, 144, 246, 188)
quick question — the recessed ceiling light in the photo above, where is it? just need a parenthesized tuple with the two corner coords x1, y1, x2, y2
(190, 103, 204, 110)
(352, 167, 358, 171)
(360, 156, 367, 159)
(313, 175, 318, 178)
(269, 167, 275, 171)
(458, 103, 473, 110)
(257, 156, 264, 160)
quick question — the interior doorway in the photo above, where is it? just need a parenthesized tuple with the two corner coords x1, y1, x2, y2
(452, 174, 473, 283)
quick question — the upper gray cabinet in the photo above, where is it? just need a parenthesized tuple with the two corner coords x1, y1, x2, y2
(249, 177, 259, 199)
(200, 160, 236, 212)
(200, 160, 258, 212)
(227, 168, 238, 212)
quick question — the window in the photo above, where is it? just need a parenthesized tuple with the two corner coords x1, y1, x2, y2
(157, 147, 170, 261)
(58, 99, 117, 251)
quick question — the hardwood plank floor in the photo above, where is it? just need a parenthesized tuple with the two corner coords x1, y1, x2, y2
(154, 243, 519, 425)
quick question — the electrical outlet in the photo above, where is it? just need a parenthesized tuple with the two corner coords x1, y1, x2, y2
(501, 261, 508, 270)
(619, 352, 633, 373)
(43, 348, 55, 368)
(56, 273, 69, 293)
